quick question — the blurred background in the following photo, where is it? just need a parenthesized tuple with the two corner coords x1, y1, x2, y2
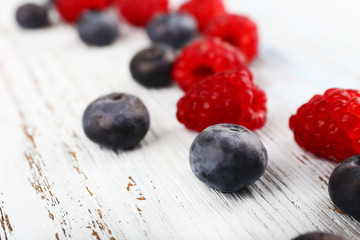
(4, 0, 360, 107)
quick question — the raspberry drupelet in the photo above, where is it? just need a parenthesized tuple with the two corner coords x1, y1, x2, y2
(177, 67, 267, 132)
(289, 88, 360, 162)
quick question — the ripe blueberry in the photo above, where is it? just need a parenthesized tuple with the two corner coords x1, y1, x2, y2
(77, 11, 119, 46)
(82, 93, 150, 149)
(130, 44, 175, 88)
(292, 232, 346, 240)
(328, 155, 360, 221)
(15, 3, 49, 29)
(189, 124, 268, 192)
(146, 13, 197, 49)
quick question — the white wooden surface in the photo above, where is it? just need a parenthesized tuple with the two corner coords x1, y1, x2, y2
(1, 0, 360, 239)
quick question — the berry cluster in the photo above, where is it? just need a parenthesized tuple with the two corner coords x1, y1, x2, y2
(124, 0, 264, 133)
(16, 0, 264, 143)
(16, 0, 360, 226)
(15, 0, 169, 46)
(15, 0, 259, 54)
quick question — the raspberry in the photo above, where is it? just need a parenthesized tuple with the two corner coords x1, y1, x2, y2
(172, 37, 246, 91)
(115, 0, 168, 26)
(204, 14, 259, 62)
(55, 0, 113, 22)
(289, 88, 360, 162)
(177, 67, 267, 132)
(179, 0, 226, 31)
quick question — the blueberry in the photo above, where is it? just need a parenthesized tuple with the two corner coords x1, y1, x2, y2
(82, 93, 150, 149)
(77, 11, 119, 46)
(130, 44, 175, 88)
(328, 155, 360, 220)
(146, 13, 197, 49)
(189, 124, 268, 192)
(15, 3, 48, 29)
(292, 232, 346, 240)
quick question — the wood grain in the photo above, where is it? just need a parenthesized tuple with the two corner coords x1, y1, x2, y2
(1, 0, 360, 239)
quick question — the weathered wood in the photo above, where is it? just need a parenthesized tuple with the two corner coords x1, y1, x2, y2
(1, 0, 360, 239)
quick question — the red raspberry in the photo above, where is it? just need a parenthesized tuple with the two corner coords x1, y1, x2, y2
(172, 37, 246, 91)
(179, 0, 226, 31)
(55, 0, 113, 22)
(289, 88, 360, 162)
(115, 0, 168, 26)
(204, 14, 259, 62)
(177, 67, 267, 132)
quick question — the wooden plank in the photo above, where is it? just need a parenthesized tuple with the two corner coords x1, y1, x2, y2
(0, 0, 360, 239)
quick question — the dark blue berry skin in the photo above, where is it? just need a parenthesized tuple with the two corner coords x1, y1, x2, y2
(77, 11, 119, 46)
(190, 124, 268, 192)
(293, 232, 346, 240)
(328, 155, 360, 221)
(130, 44, 175, 88)
(15, 3, 48, 29)
(82, 93, 150, 150)
(146, 13, 197, 49)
